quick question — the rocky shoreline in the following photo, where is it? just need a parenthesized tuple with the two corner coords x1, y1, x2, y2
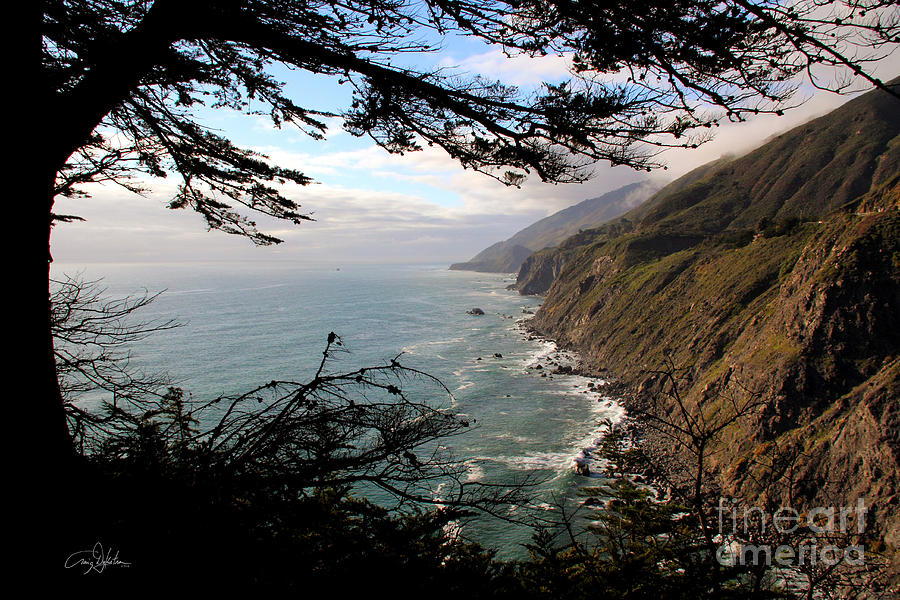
(520, 311, 900, 596)
(517, 316, 676, 499)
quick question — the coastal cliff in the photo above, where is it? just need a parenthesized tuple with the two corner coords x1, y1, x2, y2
(523, 81, 900, 554)
(515, 158, 734, 294)
(516, 248, 570, 295)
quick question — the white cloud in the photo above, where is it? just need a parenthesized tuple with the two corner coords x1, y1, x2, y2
(50, 147, 645, 267)
(50, 51, 900, 268)
(321, 116, 348, 139)
(439, 48, 574, 87)
(659, 58, 900, 178)
(259, 140, 645, 218)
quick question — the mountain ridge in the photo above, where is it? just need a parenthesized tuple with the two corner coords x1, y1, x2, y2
(518, 80, 900, 559)
(450, 181, 658, 273)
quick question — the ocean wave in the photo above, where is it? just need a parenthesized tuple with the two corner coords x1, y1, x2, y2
(465, 463, 487, 483)
(231, 282, 290, 292)
(489, 451, 576, 472)
(567, 395, 627, 477)
(509, 329, 628, 481)
(402, 337, 465, 354)
(165, 288, 216, 296)
(521, 340, 559, 367)
(489, 432, 534, 444)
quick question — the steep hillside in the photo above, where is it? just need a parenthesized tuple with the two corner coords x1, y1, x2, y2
(516, 160, 732, 293)
(450, 181, 657, 272)
(524, 81, 900, 553)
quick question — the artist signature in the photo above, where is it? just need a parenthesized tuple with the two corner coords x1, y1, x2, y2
(64, 542, 131, 574)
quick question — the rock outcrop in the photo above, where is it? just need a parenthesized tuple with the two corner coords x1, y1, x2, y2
(516, 249, 570, 295)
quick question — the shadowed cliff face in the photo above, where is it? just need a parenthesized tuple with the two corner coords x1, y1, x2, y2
(516, 250, 569, 295)
(522, 81, 900, 553)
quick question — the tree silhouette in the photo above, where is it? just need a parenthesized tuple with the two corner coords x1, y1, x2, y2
(48, 277, 538, 588)
(44, 0, 900, 216)
(28, 0, 899, 566)
(51, 275, 181, 446)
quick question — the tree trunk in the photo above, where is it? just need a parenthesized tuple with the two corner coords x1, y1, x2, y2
(24, 173, 79, 569)
(14, 3, 78, 577)
(40, 177, 75, 464)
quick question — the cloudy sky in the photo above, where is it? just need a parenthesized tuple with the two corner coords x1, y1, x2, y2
(50, 35, 900, 269)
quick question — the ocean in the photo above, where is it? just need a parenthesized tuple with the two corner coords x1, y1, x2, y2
(51, 261, 624, 558)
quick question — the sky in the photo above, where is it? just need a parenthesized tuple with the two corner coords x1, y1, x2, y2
(50, 27, 900, 269)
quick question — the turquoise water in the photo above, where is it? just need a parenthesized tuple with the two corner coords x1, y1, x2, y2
(52, 262, 623, 558)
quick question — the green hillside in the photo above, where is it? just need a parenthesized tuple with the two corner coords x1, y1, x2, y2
(522, 80, 900, 557)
